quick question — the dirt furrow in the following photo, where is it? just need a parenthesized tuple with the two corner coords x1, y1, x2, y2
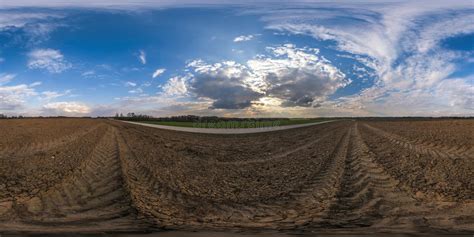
(363, 123, 472, 161)
(2, 126, 149, 232)
(320, 123, 418, 229)
(0, 123, 104, 159)
(267, 126, 351, 229)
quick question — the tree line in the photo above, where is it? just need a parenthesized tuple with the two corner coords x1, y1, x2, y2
(112, 113, 290, 122)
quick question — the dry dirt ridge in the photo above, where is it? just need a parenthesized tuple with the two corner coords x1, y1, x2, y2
(0, 118, 472, 235)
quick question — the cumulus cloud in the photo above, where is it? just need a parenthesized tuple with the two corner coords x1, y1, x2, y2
(138, 50, 146, 64)
(162, 76, 189, 97)
(174, 44, 348, 110)
(27, 48, 71, 73)
(233, 34, 255, 42)
(42, 101, 91, 115)
(187, 60, 264, 109)
(248, 44, 349, 107)
(152, 68, 166, 78)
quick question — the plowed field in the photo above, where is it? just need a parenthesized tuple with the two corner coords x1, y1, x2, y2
(0, 118, 472, 234)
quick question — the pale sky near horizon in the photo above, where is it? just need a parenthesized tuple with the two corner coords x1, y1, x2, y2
(0, 0, 473, 117)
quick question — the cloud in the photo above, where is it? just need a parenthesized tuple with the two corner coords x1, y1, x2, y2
(0, 12, 62, 29)
(81, 70, 95, 77)
(42, 101, 91, 114)
(180, 44, 348, 109)
(332, 76, 474, 116)
(0, 1, 286, 9)
(39, 90, 71, 101)
(0, 11, 65, 47)
(125, 81, 137, 87)
(187, 60, 264, 109)
(233, 34, 254, 42)
(138, 50, 146, 64)
(29, 81, 42, 87)
(161, 75, 189, 97)
(259, 1, 474, 115)
(247, 44, 349, 107)
(152, 68, 166, 78)
(0, 73, 16, 85)
(128, 88, 143, 94)
(27, 48, 71, 73)
(0, 83, 38, 111)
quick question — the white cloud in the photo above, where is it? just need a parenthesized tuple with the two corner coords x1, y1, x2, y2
(152, 68, 166, 78)
(162, 76, 189, 97)
(29, 81, 42, 87)
(333, 76, 474, 116)
(0, 1, 288, 9)
(128, 88, 143, 94)
(0, 84, 37, 110)
(81, 70, 95, 77)
(138, 50, 146, 64)
(0, 73, 16, 85)
(0, 12, 62, 29)
(0, 12, 65, 47)
(42, 101, 90, 114)
(248, 44, 348, 107)
(125, 81, 137, 87)
(233, 34, 255, 42)
(27, 48, 71, 73)
(39, 90, 71, 101)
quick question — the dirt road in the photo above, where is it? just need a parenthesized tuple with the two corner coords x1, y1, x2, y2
(121, 120, 339, 134)
(0, 118, 472, 234)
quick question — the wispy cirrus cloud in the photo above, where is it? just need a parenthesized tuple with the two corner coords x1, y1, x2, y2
(124, 81, 137, 87)
(138, 50, 146, 64)
(0, 73, 15, 85)
(39, 89, 71, 101)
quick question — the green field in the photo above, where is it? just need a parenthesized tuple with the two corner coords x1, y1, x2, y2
(139, 118, 335, 129)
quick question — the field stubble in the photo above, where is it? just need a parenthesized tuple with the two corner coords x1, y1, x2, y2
(0, 118, 472, 234)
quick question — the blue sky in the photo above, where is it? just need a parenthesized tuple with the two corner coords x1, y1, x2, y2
(0, 1, 473, 117)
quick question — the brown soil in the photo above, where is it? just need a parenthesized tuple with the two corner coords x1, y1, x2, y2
(0, 118, 472, 234)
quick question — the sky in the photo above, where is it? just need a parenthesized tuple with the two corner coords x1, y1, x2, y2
(0, 0, 473, 117)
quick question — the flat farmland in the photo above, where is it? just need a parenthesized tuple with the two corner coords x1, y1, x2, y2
(0, 118, 472, 234)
